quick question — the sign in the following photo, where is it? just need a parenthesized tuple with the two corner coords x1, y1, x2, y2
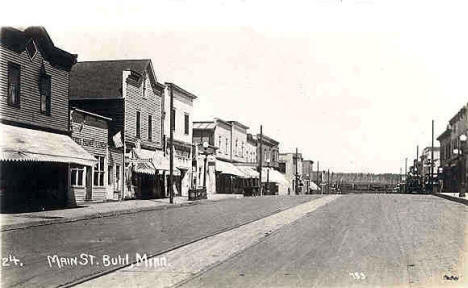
(73, 137, 107, 149)
(113, 132, 123, 148)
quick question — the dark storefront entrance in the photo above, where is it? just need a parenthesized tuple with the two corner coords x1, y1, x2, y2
(0, 162, 68, 212)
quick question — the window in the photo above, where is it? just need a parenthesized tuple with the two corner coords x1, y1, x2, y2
(235, 140, 238, 156)
(136, 111, 141, 138)
(7, 62, 20, 107)
(108, 165, 113, 185)
(184, 113, 189, 135)
(26, 40, 37, 60)
(218, 136, 222, 151)
(225, 138, 228, 155)
(171, 108, 176, 131)
(94, 156, 105, 187)
(115, 165, 121, 191)
(148, 114, 153, 141)
(143, 74, 148, 99)
(71, 165, 85, 187)
(40, 74, 51, 115)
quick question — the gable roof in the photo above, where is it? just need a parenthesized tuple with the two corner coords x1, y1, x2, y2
(70, 59, 161, 100)
(0, 26, 77, 71)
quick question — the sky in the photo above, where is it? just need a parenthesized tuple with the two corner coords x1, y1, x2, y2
(3, 0, 467, 173)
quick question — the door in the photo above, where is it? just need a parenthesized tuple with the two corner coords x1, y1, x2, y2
(85, 166, 92, 201)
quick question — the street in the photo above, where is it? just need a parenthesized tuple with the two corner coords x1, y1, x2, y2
(1, 194, 466, 288)
(0, 196, 317, 288)
(183, 194, 467, 288)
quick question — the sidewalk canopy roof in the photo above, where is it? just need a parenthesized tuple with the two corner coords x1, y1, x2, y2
(0, 123, 96, 166)
(262, 168, 290, 185)
(215, 160, 245, 177)
(309, 181, 320, 190)
(151, 150, 181, 176)
(235, 166, 260, 178)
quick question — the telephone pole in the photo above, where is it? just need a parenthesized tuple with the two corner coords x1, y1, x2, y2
(169, 83, 174, 204)
(259, 125, 263, 196)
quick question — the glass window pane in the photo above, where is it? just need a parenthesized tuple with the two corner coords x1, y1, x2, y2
(78, 170, 83, 186)
(71, 170, 77, 185)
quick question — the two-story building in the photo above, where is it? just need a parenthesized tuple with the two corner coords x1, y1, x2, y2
(279, 152, 304, 195)
(419, 146, 440, 187)
(69, 59, 166, 200)
(302, 159, 318, 193)
(163, 82, 197, 197)
(0, 27, 96, 211)
(437, 103, 468, 193)
(193, 118, 247, 194)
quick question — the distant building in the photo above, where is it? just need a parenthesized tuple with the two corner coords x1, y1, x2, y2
(0, 27, 96, 211)
(302, 160, 316, 193)
(437, 103, 468, 192)
(419, 146, 440, 184)
(279, 152, 304, 195)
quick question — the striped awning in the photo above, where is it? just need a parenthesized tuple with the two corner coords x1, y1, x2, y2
(235, 166, 260, 178)
(132, 148, 156, 175)
(0, 123, 96, 166)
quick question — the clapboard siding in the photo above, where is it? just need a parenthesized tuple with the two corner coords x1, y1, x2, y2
(125, 67, 163, 150)
(71, 110, 108, 156)
(70, 99, 124, 146)
(0, 43, 70, 133)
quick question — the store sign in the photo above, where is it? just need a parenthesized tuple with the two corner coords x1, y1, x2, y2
(73, 137, 107, 149)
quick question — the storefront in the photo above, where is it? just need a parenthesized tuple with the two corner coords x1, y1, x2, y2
(70, 108, 113, 203)
(0, 124, 96, 212)
(215, 160, 245, 194)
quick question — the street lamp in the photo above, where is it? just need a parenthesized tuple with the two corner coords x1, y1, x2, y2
(459, 134, 467, 197)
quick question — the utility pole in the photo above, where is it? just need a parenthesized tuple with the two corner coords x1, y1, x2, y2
(431, 119, 434, 193)
(327, 169, 330, 194)
(295, 148, 299, 195)
(169, 83, 174, 204)
(259, 125, 263, 196)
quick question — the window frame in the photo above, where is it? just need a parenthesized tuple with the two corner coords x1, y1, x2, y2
(171, 108, 176, 131)
(148, 114, 153, 141)
(93, 156, 105, 187)
(7, 62, 21, 108)
(184, 113, 189, 135)
(70, 165, 85, 187)
(136, 111, 141, 138)
(39, 73, 51, 115)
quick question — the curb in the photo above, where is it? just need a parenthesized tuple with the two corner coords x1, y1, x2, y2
(433, 193, 468, 206)
(0, 199, 215, 232)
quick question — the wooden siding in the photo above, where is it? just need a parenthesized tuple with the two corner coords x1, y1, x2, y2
(69, 99, 124, 146)
(0, 43, 70, 133)
(125, 69, 163, 150)
(71, 110, 108, 156)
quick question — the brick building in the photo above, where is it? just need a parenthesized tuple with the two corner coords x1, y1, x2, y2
(0, 27, 96, 211)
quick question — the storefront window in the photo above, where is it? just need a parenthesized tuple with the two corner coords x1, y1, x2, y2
(94, 156, 105, 186)
(115, 165, 121, 190)
(71, 165, 85, 187)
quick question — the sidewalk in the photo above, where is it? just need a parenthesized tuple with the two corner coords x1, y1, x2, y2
(0, 194, 243, 232)
(433, 192, 468, 205)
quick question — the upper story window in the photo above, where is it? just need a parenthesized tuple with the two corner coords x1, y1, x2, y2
(218, 136, 222, 151)
(26, 40, 37, 60)
(136, 111, 141, 138)
(184, 113, 189, 135)
(148, 114, 153, 141)
(225, 137, 228, 155)
(7, 62, 20, 107)
(39, 74, 51, 115)
(94, 156, 105, 187)
(171, 108, 176, 131)
(143, 74, 148, 99)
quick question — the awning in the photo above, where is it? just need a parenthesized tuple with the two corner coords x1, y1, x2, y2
(215, 160, 245, 177)
(236, 166, 259, 178)
(261, 168, 290, 185)
(132, 148, 156, 175)
(0, 123, 96, 166)
(309, 181, 320, 190)
(153, 150, 181, 176)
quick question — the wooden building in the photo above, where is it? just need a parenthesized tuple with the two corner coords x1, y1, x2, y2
(69, 59, 166, 200)
(0, 27, 96, 211)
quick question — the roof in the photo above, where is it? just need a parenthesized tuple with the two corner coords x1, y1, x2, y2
(227, 121, 249, 130)
(193, 122, 216, 130)
(257, 134, 279, 146)
(437, 129, 451, 141)
(71, 107, 112, 121)
(0, 26, 77, 71)
(0, 123, 96, 166)
(166, 82, 198, 100)
(70, 59, 154, 100)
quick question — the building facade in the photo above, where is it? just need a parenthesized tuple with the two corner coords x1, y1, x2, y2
(164, 83, 197, 197)
(279, 152, 304, 195)
(437, 103, 468, 193)
(69, 59, 166, 200)
(0, 27, 96, 211)
(302, 160, 315, 193)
